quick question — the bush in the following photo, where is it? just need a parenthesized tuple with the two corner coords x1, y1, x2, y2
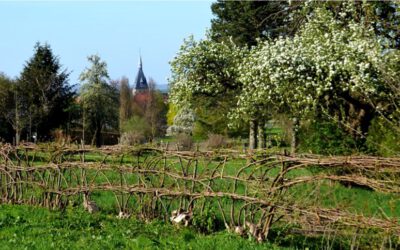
(205, 133, 227, 149)
(191, 206, 222, 234)
(51, 129, 70, 145)
(175, 133, 193, 150)
(366, 117, 400, 156)
(120, 116, 150, 144)
(298, 119, 357, 155)
(120, 131, 146, 146)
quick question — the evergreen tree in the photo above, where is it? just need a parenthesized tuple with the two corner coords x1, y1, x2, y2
(18, 42, 75, 140)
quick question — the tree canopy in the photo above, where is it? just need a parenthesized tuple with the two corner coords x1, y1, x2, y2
(18, 42, 75, 140)
(79, 55, 118, 147)
(238, 7, 399, 139)
(170, 1, 400, 151)
(210, 0, 299, 46)
(169, 35, 247, 136)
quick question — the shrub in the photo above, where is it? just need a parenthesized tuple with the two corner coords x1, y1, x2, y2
(205, 133, 227, 149)
(298, 119, 357, 155)
(191, 206, 221, 234)
(120, 116, 150, 144)
(366, 117, 400, 156)
(120, 131, 146, 146)
(175, 133, 193, 150)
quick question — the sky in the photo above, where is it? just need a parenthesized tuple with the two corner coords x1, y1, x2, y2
(0, 1, 213, 89)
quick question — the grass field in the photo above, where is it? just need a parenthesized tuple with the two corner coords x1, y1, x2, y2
(1, 145, 399, 249)
(0, 204, 284, 250)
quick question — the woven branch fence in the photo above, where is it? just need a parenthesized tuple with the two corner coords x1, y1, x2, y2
(0, 143, 399, 244)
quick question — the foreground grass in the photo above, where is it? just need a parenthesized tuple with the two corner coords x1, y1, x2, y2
(4, 146, 399, 249)
(0, 205, 284, 250)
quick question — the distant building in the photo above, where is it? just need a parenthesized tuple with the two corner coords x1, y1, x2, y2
(132, 56, 168, 104)
(132, 57, 149, 95)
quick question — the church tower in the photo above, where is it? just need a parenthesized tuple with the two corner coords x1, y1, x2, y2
(133, 56, 148, 95)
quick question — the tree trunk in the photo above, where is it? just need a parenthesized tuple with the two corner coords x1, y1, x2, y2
(291, 117, 299, 155)
(258, 120, 266, 149)
(95, 122, 102, 148)
(29, 115, 32, 142)
(15, 129, 20, 145)
(15, 94, 20, 145)
(249, 119, 257, 150)
(82, 108, 85, 147)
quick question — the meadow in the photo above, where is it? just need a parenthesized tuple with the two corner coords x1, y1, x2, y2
(0, 143, 399, 249)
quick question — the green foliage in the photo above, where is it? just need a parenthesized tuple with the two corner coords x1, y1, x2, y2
(18, 42, 75, 140)
(166, 103, 177, 126)
(0, 74, 16, 141)
(169, 35, 250, 137)
(366, 117, 400, 156)
(210, 1, 296, 46)
(121, 115, 150, 134)
(238, 5, 400, 145)
(120, 115, 150, 145)
(129, 79, 167, 141)
(79, 55, 119, 147)
(192, 206, 221, 234)
(298, 119, 357, 155)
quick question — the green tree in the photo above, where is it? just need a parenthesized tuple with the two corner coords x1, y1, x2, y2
(79, 55, 119, 147)
(169, 36, 248, 143)
(0, 74, 27, 143)
(238, 6, 399, 151)
(18, 42, 75, 141)
(210, 0, 399, 151)
(210, 0, 300, 47)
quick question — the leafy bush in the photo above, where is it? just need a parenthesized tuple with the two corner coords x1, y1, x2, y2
(191, 206, 221, 234)
(366, 117, 400, 156)
(298, 119, 357, 155)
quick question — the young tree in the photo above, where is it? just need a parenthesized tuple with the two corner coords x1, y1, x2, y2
(18, 42, 75, 140)
(145, 78, 167, 140)
(0, 74, 28, 144)
(79, 55, 119, 147)
(169, 36, 251, 145)
(119, 77, 132, 131)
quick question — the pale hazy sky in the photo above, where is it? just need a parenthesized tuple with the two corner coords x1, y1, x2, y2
(0, 1, 213, 88)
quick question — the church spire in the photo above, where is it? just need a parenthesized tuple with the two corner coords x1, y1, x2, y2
(138, 53, 142, 69)
(133, 55, 148, 93)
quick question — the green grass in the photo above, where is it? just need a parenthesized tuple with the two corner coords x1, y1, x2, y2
(2, 145, 400, 248)
(0, 204, 284, 250)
